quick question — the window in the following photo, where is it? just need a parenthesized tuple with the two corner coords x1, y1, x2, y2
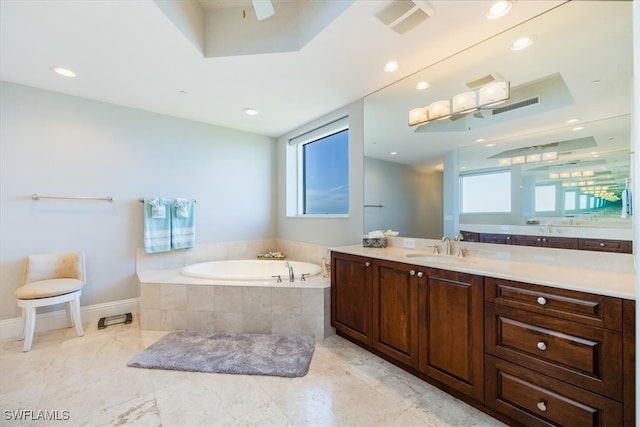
(564, 191, 576, 211)
(287, 117, 349, 216)
(460, 170, 511, 213)
(535, 185, 556, 212)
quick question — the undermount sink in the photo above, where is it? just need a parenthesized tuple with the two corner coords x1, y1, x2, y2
(403, 252, 470, 264)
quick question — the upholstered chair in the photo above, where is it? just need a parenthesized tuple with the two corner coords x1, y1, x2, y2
(14, 252, 86, 351)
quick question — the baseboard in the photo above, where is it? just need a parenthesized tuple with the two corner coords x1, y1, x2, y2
(0, 298, 140, 341)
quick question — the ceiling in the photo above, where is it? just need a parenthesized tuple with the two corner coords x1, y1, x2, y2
(364, 0, 633, 185)
(0, 0, 564, 138)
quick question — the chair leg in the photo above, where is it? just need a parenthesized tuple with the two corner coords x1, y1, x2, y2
(23, 307, 36, 352)
(65, 301, 73, 327)
(19, 307, 26, 340)
(70, 297, 83, 337)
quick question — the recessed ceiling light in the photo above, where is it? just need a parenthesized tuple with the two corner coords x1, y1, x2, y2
(510, 36, 535, 51)
(572, 126, 584, 131)
(416, 81, 430, 90)
(486, 143, 495, 147)
(567, 118, 580, 124)
(52, 67, 76, 78)
(390, 151, 398, 156)
(485, 1, 512, 19)
(244, 108, 258, 116)
(384, 61, 399, 73)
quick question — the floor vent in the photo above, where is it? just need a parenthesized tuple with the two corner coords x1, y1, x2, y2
(492, 96, 540, 115)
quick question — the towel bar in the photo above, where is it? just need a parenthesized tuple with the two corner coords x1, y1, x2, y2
(32, 194, 114, 202)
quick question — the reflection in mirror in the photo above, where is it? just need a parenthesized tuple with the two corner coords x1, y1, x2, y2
(364, 1, 632, 239)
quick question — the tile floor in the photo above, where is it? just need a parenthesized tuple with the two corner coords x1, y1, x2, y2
(1, 317, 506, 426)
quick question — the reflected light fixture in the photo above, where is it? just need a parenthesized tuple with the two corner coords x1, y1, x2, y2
(408, 80, 510, 126)
(510, 36, 535, 51)
(384, 61, 399, 72)
(485, 0, 512, 19)
(416, 81, 431, 90)
(244, 108, 258, 116)
(52, 67, 76, 77)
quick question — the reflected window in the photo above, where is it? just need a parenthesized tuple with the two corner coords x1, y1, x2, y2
(579, 194, 588, 209)
(535, 185, 556, 212)
(565, 191, 576, 211)
(460, 171, 511, 213)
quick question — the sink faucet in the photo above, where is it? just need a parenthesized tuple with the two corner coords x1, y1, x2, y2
(454, 234, 464, 256)
(441, 236, 452, 255)
(285, 261, 295, 283)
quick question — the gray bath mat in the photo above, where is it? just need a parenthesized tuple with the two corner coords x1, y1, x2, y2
(127, 331, 315, 377)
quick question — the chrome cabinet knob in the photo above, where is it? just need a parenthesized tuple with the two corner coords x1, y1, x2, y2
(417, 271, 424, 278)
(410, 270, 416, 276)
(365, 262, 371, 267)
(537, 401, 547, 412)
(537, 341, 547, 351)
(536, 238, 541, 242)
(599, 242, 605, 247)
(537, 297, 547, 306)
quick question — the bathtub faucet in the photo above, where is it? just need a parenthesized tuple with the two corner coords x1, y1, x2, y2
(285, 261, 295, 283)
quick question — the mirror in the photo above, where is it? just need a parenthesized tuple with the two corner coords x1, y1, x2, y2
(363, 1, 632, 239)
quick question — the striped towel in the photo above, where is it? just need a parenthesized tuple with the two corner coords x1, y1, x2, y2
(171, 198, 195, 250)
(143, 198, 172, 253)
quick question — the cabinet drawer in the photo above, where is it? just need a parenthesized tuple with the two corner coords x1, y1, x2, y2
(485, 277, 623, 331)
(578, 238, 632, 254)
(486, 304, 623, 400)
(486, 355, 623, 427)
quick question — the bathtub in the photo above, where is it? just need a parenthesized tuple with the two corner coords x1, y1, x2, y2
(181, 259, 322, 282)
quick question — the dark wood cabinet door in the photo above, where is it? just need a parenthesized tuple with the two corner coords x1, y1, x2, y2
(480, 233, 512, 245)
(578, 238, 632, 253)
(459, 230, 480, 242)
(509, 234, 543, 247)
(331, 252, 372, 345)
(371, 260, 419, 367)
(418, 268, 484, 401)
(544, 236, 578, 249)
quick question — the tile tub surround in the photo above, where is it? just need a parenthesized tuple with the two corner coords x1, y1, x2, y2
(136, 239, 333, 338)
(138, 276, 332, 338)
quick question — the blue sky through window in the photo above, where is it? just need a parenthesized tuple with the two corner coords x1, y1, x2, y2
(303, 129, 349, 214)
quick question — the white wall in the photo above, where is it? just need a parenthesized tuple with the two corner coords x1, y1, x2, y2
(277, 100, 364, 247)
(0, 82, 276, 320)
(364, 156, 443, 238)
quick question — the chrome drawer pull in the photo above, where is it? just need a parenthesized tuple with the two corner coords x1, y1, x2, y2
(599, 242, 605, 247)
(410, 270, 416, 276)
(537, 341, 547, 351)
(417, 271, 424, 278)
(365, 262, 371, 267)
(537, 297, 547, 306)
(537, 401, 547, 412)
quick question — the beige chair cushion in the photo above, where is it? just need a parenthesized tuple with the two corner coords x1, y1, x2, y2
(23, 252, 84, 284)
(15, 278, 85, 299)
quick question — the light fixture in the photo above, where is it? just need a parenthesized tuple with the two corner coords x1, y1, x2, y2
(408, 107, 428, 126)
(451, 91, 476, 113)
(510, 36, 534, 51)
(485, 0, 512, 19)
(526, 154, 541, 163)
(427, 100, 451, 120)
(408, 80, 510, 126)
(244, 108, 258, 116)
(549, 169, 595, 179)
(572, 126, 584, 131)
(542, 152, 558, 161)
(52, 67, 76, 78)
(498, 158, 512, 166)
(549, 172, 560, 179)
(390, 151, 398, 156)
(384, 61, 399, 72)
(416, 81, 430, 90)
(512, 156, 526, 164)
(566, 118, 580, 124)
(499, 150, 558, 167)
(486, 143, 495, 147)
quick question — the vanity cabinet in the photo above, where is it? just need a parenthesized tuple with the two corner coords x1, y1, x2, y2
(330, 252, 373, 345)
(331, 252, 485, 400)
(484, 277, 634, 426)
(468, 230, 629, 252)
(418, 268, 484, 401)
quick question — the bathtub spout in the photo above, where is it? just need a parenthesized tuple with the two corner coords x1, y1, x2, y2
(285, 262, 295, 283)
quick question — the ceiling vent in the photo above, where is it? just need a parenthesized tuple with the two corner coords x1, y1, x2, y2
(492, 96, 540, 115)
(374, 0, 433, 35)
(465, 73, 504, 89)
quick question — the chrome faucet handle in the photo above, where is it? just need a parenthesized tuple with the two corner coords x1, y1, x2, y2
(454, 233, 464, 241)
(272, 275, 282, 283)
(425, 244, 439, 254)
(301, 273, 309, 281)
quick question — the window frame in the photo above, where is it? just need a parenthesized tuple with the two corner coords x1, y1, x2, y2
(459, 169, 512, 214)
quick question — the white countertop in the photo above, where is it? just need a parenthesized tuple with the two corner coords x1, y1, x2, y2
(330, 244, 636, 300)
(461, 223, 633, 240)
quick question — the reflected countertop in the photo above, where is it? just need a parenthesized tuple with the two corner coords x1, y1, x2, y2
(459, 223, 632, 240)
(330, 241, 635, 300)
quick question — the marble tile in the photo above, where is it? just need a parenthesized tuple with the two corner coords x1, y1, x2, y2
(214, 286, 243, 313)
(159, 284, 186, 310)
(139, 308, 162, 330)
(243, 287, 272, 314)
(186, 310, 215, 331)
(161, 309, 187, 330)
(301, 288, 324, 315)
(187, 284, 214, 311)
(139, 283, 160, 309)
(213, 312, 243, 333)
(243, 313, 272, 334)
(272, 313, 302, 336)
(0, 322, 507, 427)
(272, 288, 301, 315)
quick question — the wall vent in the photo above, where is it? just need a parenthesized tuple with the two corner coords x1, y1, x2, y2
(492, 96, 540, 115)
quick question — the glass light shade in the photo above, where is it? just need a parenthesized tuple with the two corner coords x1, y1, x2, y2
(542, 151, 559, 161)
(408, 107, 429, 126)
(427, 100, 451, 120)
(559, 172, 571, 178)
(526, 154, 541, 163)
(582, 170, 595, 177)
(478, 81, 509, 105)
(549, 172, 560, 179)
(511, 156, 526, 164)
(498, 158, 512, 166)
(586, 180, 595, 185)
(451, 91, 477, 113)
(571, 171, 582, 178)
